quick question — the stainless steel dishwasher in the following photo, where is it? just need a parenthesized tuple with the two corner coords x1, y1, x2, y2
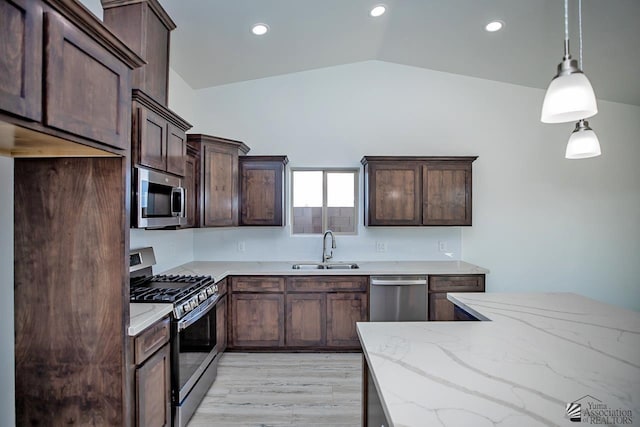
(370, 276, 428, 321)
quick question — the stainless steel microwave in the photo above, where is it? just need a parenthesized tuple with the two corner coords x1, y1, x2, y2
(133, 166, 186, 228)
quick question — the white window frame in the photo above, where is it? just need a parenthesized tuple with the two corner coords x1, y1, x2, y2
(290, 167, 359, 236)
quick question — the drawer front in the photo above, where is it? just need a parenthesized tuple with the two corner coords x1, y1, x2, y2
(216, 278, 228, 296)
(232, 276, 285, 293)
(134, 317, 170, 365)
(287, 276, 368, 293)
(429, 275, 485, 292)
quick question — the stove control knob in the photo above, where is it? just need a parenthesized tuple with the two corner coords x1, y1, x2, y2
(190, 300, 198, 310)
(199, 292, 206, 302)
(206, 287, 213, 296)
(213, 284, 219, 293)
(182, 303, 191, 313)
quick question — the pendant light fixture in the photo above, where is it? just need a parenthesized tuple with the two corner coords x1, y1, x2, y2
(566, 120, 601, 159)
(565, 0, 601, 159)
(540, 0, 597, 124)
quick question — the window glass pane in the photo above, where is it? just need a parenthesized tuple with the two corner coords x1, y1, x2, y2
(293, 171, 322, 207)
(327, 172, 354, 207)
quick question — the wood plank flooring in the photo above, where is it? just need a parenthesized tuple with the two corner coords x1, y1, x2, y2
(187, 353, 362, 427)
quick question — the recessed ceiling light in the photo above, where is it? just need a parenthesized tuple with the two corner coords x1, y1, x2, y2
(252, 23, 269, 36)
(370, 5, 386, 17)
(485, 20, 504, 32)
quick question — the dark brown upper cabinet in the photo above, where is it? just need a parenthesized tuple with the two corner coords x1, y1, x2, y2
(362, 156, 477, 226)
(186, 134, 250, 227)
(102, 0, 175, 106)
(0, 0, 42, 122)
(239, 156, 288, 226)
(182, 140, 200, 228)
(132, 89, 191, 176)
(0, 0, 144, 155)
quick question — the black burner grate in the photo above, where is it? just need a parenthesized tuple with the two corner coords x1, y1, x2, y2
(130, 274, 215, 303)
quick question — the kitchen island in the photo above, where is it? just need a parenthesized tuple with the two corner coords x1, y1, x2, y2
(358, 293, 640, 427)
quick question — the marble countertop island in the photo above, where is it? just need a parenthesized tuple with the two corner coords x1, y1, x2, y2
(358, 293, 640, 427)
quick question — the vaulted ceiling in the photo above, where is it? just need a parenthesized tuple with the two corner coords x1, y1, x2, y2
(161, 0, 640, 106)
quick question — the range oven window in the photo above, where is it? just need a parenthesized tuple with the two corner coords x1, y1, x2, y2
(174, 306, 217, 400)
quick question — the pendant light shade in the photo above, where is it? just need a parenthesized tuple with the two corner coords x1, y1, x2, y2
(540, 0, 598, 124)
(540, 58, 598, 123)
(565, 120, 601, 159)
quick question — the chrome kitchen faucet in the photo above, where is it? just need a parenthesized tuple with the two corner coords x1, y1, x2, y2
(322, 230, 336, 263)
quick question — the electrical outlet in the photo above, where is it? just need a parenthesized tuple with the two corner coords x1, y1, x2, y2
(376, 241, 387, 252)
(237, 241, 246, 252)
(438, 241, 447, 252)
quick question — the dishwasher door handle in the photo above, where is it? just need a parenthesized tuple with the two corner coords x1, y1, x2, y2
(370, 278, 427, 286)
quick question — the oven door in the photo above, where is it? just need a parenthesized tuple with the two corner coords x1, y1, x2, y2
(172, 295, 219, 404)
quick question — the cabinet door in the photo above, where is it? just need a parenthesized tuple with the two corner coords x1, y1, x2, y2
(286, 294, 326, 347)
(240, 161, 284, 226)
(44, 12, 130, 150)
(429, 292, 456, 321)
(136, 344, 170, 427)
(231, 294, 284, 348)
(423, 161, 472, 225)
(216, 294, 227, 353)
(0, 0, 42, 121)
(137, 106, 167, 171)
(203, 143, 238, 226)
(166, 123, 186, 176)
(366, 162, 422, 226)
(183, 149, 198, 228)
(326, 293, 368, 348)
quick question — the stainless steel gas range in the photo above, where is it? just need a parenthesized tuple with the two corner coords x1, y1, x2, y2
(130, 247, 220, 427)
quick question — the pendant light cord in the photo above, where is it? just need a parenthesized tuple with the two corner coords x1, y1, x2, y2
(578, 0, 583, 69)
(563, 0, 570, 57)
(564, 0, 569, 42)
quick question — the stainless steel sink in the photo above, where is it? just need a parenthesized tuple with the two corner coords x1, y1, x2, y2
(291, 263, 326, 270)
(291, 262, 359, 270)
(325, 263, 359, 269)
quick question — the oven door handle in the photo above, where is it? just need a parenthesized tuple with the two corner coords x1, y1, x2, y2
(177, 295, 219, 332)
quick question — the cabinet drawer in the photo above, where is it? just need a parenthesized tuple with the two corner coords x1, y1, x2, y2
(428, 275, 485, 292)
(232, 276, 285, 293)
(287, 276, 368, 293)
(217, 278, 228, 296)
(134, 317, 170, 365)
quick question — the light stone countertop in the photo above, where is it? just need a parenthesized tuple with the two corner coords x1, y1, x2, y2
(128, 260, 488, 337)
(129, 303, 173, 336)
(162, 260, 489, 282)
(357, 292, 640, 427)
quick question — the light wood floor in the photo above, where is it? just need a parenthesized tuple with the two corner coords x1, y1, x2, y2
(187, 352, 362, 427)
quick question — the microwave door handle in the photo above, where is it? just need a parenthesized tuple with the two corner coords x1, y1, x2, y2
(171, 187, 185, 217)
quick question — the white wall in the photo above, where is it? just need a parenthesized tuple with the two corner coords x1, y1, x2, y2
(0, 156, 15, 426)
(128, 69, 199, 273)
(189, 60, 640, 310)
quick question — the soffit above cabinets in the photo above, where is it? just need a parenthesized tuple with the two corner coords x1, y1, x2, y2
(160, 0, 640, 106)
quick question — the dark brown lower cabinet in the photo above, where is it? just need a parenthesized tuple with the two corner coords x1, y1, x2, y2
(327, 293, 368, 347)
(133, 317, 171, 427)
(231, 293, 285, 348)
(216, 293, 228, 353)
(229, 276, 368, 351)
(428, 274, 485, 321)
(136, 344, 170, 427)
(286, 293, 326, 347)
